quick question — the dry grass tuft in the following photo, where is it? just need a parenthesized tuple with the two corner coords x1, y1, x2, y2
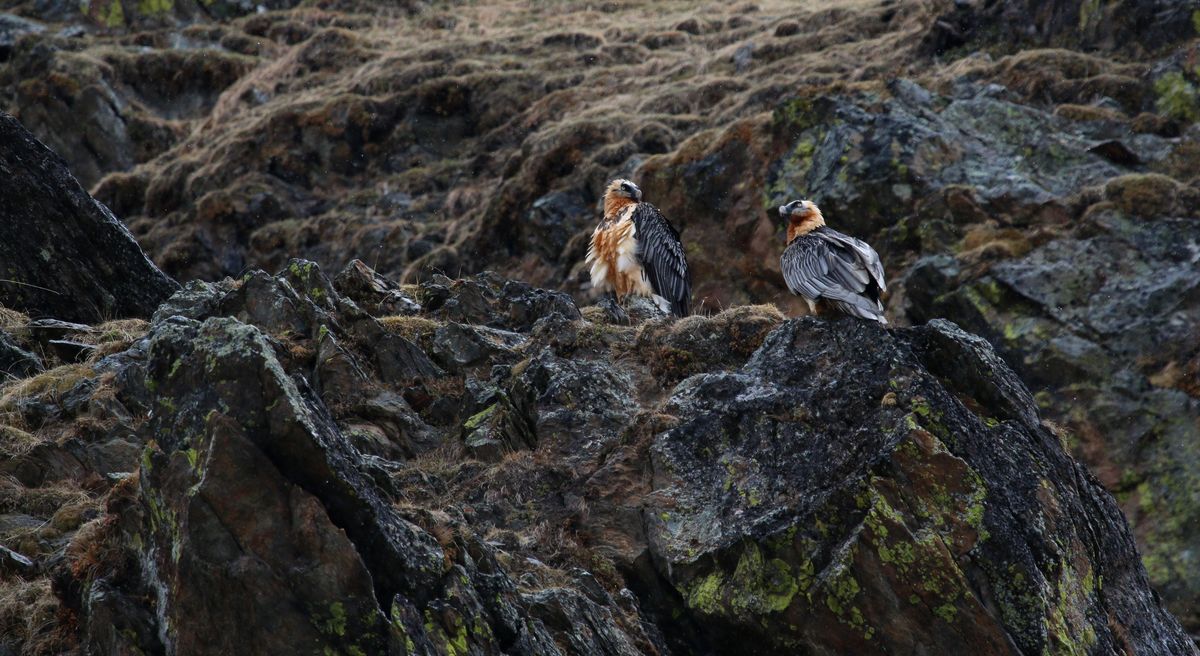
(378, 315, 442, 342)
(0, 364, 94, 412)
(68, 319, 149, 362)
(624, 303, 784, 383)
(0, 306, 28, 332)
(0, 424, 44, 459)
(0, 477, 91, 518)
(0, 578, 75, 656)
(66, 514, 126, 583)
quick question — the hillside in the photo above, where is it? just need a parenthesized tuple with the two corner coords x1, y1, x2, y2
(1, 0, 1199, 653)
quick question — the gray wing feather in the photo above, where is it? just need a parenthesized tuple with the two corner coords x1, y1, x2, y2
(782, 229, 887, 323)
(631, 203, 691, 317)
(817, 229, 887, 293)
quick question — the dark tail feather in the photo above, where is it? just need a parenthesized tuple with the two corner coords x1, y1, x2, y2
(672, 296, 689, 318)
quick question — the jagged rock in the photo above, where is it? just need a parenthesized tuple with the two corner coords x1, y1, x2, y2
(0, 263, 1188, 655)
(0, 330, 41, 378)
(0, 112, 177, 323)
(0, 544, 33, 576)
(907, 211, 1200, 628)
(922, 0, 1199, 56)
(134, 316, 442, 653)
(107, 306, 658, 654)
(0, 13, 43, 59)
(333, 259, 421, 317)
(430, 322, 526, 369)
(421, 272, 582, 332)
(765, 81, 1155, 243)
(644, 317, 1196, 654)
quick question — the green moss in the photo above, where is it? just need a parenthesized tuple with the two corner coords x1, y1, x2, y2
(825, 569, 871, 637)
(137, 0, 173, 14)
(424, 609, 469, 656)
(934, 604, 957, 623)
(1154, 72, 1199, 123)
(322, 602, 347, 637)
(169, 359, 183, 379)
(140, 444, 154, 473)
(1078, 0, 1101, 30)
(1193, 9, 1200, 34)
(102, 0, 126, 28)
(773, 97, 819, 133)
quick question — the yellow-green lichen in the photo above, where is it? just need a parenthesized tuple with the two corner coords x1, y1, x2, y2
(684, 543, 800, 618)
(322, 602, 348, 637)
(137, 0, 173, 14)
(1155, 72, 1199, 123)
(463, 404, 497, 431)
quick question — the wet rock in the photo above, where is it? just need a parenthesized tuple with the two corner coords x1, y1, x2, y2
(0, 331, 41, 378)
(524, 587, 646, 655)
(527, 191, 590, 262)
(430, 322, 526, 369)
(0, 14, 43, 60)
(645, 317, 1196, 654)
(908, 213, 1200, 628)
(135, 316, 438, 653)
(421, 272, 582, 332)
(0, 113, 177, 323)
(766, 83, 1130, 241)
(0, 544, 33, 576)
(333, 259, 421, 317)
(923, 0, 1200, 55)
(88, 307, 657, 655)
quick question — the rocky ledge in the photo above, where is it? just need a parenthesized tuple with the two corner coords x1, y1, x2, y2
(0, 256, 1193, 655)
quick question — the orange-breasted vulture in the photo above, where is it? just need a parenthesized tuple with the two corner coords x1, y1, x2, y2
(586, 179, 691, 319)
(779, 199, 888, 324)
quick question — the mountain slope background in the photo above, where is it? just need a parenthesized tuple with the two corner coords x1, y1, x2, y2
(0, 0, 1198, 651)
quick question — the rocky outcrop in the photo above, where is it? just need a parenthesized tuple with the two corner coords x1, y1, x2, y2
(647, 318, 1193, 654)
(922, 0, 1200, 57)
(1, 263, 1190, 654)
(0, 112, 178, 322)
(905, 204, 1200, 631)
(1, 0, 1199, 648)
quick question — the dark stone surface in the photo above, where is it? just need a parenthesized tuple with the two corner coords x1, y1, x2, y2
(2, 265, 1193, 654)
(646, 317, 1196, 655)
(0, 330, 41, 378)
(0, 112, 177, 322)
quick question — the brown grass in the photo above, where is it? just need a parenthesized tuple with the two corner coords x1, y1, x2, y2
(0, 578, 76, 656)
(0, 424, 43, 459)
(0, 477, 91, 517)
(378, 315, 442, 342)
(0, 306, 28, 332)
(0, 364, 95, 412)
(67, 319, 149, 363)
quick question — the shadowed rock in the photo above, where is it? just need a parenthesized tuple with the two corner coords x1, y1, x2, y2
(0, 112, 177, 323)
(645, 317, 1196, 655)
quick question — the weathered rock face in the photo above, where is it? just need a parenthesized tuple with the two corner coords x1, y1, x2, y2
(1, 264, 1191, 654)
(905, 208, 1200, 630)
(0, 112, 178, 322)
(2, 0, 1200, 648)
(922, 0, 1200, 57)
(647, 318, 1193, 654)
